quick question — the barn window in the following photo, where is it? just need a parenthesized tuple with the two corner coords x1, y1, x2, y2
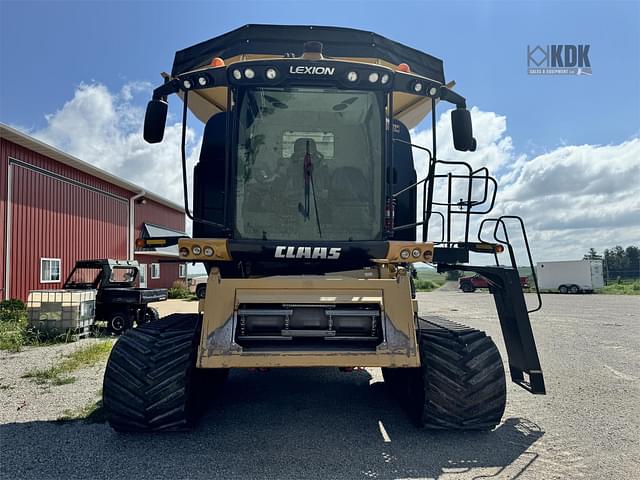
(40, 258, 61, 283)
(179, 264, 187, 278)
(151, 263, 160, 279)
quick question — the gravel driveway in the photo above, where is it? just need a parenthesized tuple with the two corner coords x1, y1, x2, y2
(1, 292, 638, 479)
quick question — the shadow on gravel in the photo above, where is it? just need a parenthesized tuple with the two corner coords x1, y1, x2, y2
(0, 368, 544, 480)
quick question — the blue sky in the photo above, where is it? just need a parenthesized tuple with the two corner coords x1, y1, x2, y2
(1, 0, 639, 260)
(1, 0, 639, 151)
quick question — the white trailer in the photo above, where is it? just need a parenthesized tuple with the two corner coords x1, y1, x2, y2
(535, 260, 604, 293)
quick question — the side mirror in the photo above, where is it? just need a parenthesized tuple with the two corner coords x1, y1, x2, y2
(451, 107, 477, 152)
(143, 99, 168, 144)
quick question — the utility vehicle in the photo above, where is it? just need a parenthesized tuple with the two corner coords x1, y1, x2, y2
(64, 259, 166, 333)
(104, 25, 545, 432)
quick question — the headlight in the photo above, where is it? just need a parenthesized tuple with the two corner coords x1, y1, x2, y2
(203, 246, 214, 257)
(400, 249, 410, 260)
(191, 245, 202, 255)
(412, 248, 421, 258)
(265, 68, 278, 80)
(179, 247, 189, 257)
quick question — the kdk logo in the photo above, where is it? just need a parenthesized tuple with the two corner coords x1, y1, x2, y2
(527, 44, 592, 75)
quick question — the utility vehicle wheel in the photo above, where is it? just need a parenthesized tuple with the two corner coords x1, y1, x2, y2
(461, 282, 475, 293)
(103, 314, 212, 432)
(569, 285, 580, 294)
(402, 317, 506, 430)
(196, 284, 207, 299)
(144, 306, 160, 323)
(107, 310, 133, 335)
(559, 285, 569, 294)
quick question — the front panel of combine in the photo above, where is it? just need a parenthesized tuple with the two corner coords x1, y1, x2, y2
(103, 25, 545, 432)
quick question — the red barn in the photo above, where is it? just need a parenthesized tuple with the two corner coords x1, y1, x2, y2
(1, 123, 187, 301)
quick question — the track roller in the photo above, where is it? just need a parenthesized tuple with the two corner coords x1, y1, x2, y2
(103, 313, 227, 432)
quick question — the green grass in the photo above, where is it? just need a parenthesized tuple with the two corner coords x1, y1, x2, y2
(599, 280, 640, 295)
(22, 340, 114, 385)
(414, 268, 447, 292)
(0, 300, 101, 352)
(57, 399, 106, 423)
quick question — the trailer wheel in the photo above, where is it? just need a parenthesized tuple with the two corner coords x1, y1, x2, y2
(559, 285, 569, 294)
(103, 314, 207, 432)
(196, 284, 207, 299)
(460, 282, 475, 293)
(569, 285, 580, 294)
(107, 310, 133, 335)
(393, 317, 506, 430)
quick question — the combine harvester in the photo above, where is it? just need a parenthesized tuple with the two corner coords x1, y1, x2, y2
(103, 25, 545, 432)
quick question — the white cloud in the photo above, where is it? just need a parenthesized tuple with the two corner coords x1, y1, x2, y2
(409, 108, 640, 262)
(21, 82, 640, 263)
(31, 82, 201, 208)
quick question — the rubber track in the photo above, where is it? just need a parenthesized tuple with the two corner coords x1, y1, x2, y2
(103, 313, 202, 432)
(416, 315, 506, 430)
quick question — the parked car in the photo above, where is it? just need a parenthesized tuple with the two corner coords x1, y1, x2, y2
(189, 275, 208, 299)
(459, 273, 529, 293)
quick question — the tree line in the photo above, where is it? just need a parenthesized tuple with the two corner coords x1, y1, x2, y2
(584, 245, 639, 280)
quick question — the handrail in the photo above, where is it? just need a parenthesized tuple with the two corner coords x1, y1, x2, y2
(478, 216, 542, 313)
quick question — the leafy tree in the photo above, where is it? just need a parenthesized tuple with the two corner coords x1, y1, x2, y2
(603, 245, 640, 280)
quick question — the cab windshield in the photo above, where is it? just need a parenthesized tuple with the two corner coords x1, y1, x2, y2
(235, 87, 384, 241)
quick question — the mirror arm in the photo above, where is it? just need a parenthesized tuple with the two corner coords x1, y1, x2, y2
(439, 87, 467, 108)
(151, 79, 180, 101)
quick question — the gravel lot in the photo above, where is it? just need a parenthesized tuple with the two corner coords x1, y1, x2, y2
(1, 292, 638, 480)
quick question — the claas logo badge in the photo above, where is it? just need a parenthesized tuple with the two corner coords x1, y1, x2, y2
(275, 246, 341, 259)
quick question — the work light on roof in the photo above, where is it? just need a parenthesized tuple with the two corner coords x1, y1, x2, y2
(198, 76, 208, 86)
(347, 71, 358, 82)
(413, 82, 423, 93)
(244, 68, 255, 79)
(368, 72, 379, 83)
(381, 73, 390, 84)
(232, 69, 242, 80)
(429, 86, 438, 96)
(182, 79, 192, 89)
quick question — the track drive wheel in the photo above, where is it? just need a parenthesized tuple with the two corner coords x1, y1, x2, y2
(103, 313, 224, 432)
(386, 317, 506, 430)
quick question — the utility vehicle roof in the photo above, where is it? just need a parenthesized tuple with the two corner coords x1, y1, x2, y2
(169, 24, 452, 129)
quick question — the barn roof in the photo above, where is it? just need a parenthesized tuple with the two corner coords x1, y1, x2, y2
(0, 123, 184, 212)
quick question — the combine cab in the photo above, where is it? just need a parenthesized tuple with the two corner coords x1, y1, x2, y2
(103, 25, 545, 432)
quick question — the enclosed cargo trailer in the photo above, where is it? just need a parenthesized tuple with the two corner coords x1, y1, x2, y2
(536, 260, 604, 293)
